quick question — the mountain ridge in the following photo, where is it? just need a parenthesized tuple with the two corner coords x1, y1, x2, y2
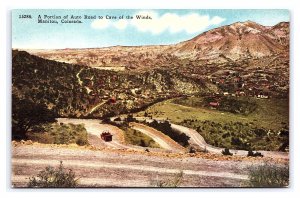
(24, 20, 289, 70)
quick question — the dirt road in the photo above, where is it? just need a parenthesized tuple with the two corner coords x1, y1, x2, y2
(133, 117, 288, 159)
(171, 123, 289, 159)
(57, 118, 128, 149)
(12, 143, 262, 187)
(57, 118, 168, 153)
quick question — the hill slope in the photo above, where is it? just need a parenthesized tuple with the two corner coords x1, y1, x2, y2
(12, 50, 205, 118)
(26, 21, 289, 69)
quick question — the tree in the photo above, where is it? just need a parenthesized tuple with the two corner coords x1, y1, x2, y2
(12, 96, 56, 140)
(140, 139, 147, 147)
(247, 150, 263, 157)
(278, 129, 289, 152)
(126, 114, 136, 122)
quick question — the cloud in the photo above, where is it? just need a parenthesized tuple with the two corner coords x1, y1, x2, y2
(113, 19, 128, 29)
(91, 18, 110, 29)
(91, 11, 226, 34)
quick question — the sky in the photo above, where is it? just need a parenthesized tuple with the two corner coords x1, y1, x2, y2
(12, 9, 290, 49)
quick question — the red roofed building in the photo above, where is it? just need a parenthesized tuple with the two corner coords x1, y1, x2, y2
(209, 102, 220, 107)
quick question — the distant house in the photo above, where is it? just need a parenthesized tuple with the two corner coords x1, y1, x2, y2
(209, 102, 220, 108)
(233, 77, 241, 83)
(108, 97, 117, 104)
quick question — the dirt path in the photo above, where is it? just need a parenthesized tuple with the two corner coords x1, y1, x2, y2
(76, 68, 83, 86)
(86, 101, 107, 115)
(130, 122, 185, 153)
(12, 144, 260, 187)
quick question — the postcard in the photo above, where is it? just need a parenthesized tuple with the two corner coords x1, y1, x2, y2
(11, 9, 289, 188)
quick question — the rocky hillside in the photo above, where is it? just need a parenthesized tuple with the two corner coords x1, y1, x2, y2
(172, 21, 289, 62)
(13, 21, 289, 117)
(26, 21, 289, 69)
(12, 50, 205, 118)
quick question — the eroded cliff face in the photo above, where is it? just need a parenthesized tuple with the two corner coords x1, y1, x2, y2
(26, 21, 289, 70)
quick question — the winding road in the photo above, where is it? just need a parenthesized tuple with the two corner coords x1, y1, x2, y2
(133, 117, 289, 159)
(57, 118, 175, 152)
(57, 118, 128, 150)
(11, 118, 288, 187)
(57, 117, 288, 159)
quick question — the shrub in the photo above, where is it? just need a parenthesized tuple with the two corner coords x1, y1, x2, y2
(76, 137, 88, 146)
(27, 123, 88, 146)
(189, 146, 196, 153)
(247, 150, 263, 157)
(222, 148, 233, 156)
(114, 117, 122, 121)
(126, 114, 136, 122)
(247, 164, 289, 187)
(28, 161, 79, 188)
(26, 132, 54, 144)
(152, 171, 183, 187)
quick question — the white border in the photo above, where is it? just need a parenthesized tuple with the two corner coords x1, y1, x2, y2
(1, 0, 299, 198)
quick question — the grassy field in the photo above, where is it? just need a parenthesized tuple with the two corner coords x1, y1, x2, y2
(121, 126, 161, 148)
(134, 96, 289, 151)
(136, 96, 288, 130)
(27, 123, 89, 146)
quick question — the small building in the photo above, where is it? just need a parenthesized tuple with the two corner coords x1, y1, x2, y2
(108, 97, 117, 104)
(209, 102, 220, 108)
(101, 131, 113, 142)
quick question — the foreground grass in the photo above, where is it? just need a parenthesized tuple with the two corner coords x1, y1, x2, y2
(152, 171, 183, 187)
(246, 164, 289, 187)
(27, 123, 88, 146)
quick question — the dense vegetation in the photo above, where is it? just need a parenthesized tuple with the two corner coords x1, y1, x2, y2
(246, 164, 289, 187)
(147, 120, 190, 147)
(27, 123, 88, 146)
(12, 95, 56, 140)
(173, 96, 257, 115)
(12, 50, 202, 119)
(180, 119, 288, 151)
(137, 96, 289, 151)
(28, 161, 78, 188)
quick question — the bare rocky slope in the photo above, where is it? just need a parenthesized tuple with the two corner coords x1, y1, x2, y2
(26, 21, 289, 69)
(11, 142, 288, 187)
